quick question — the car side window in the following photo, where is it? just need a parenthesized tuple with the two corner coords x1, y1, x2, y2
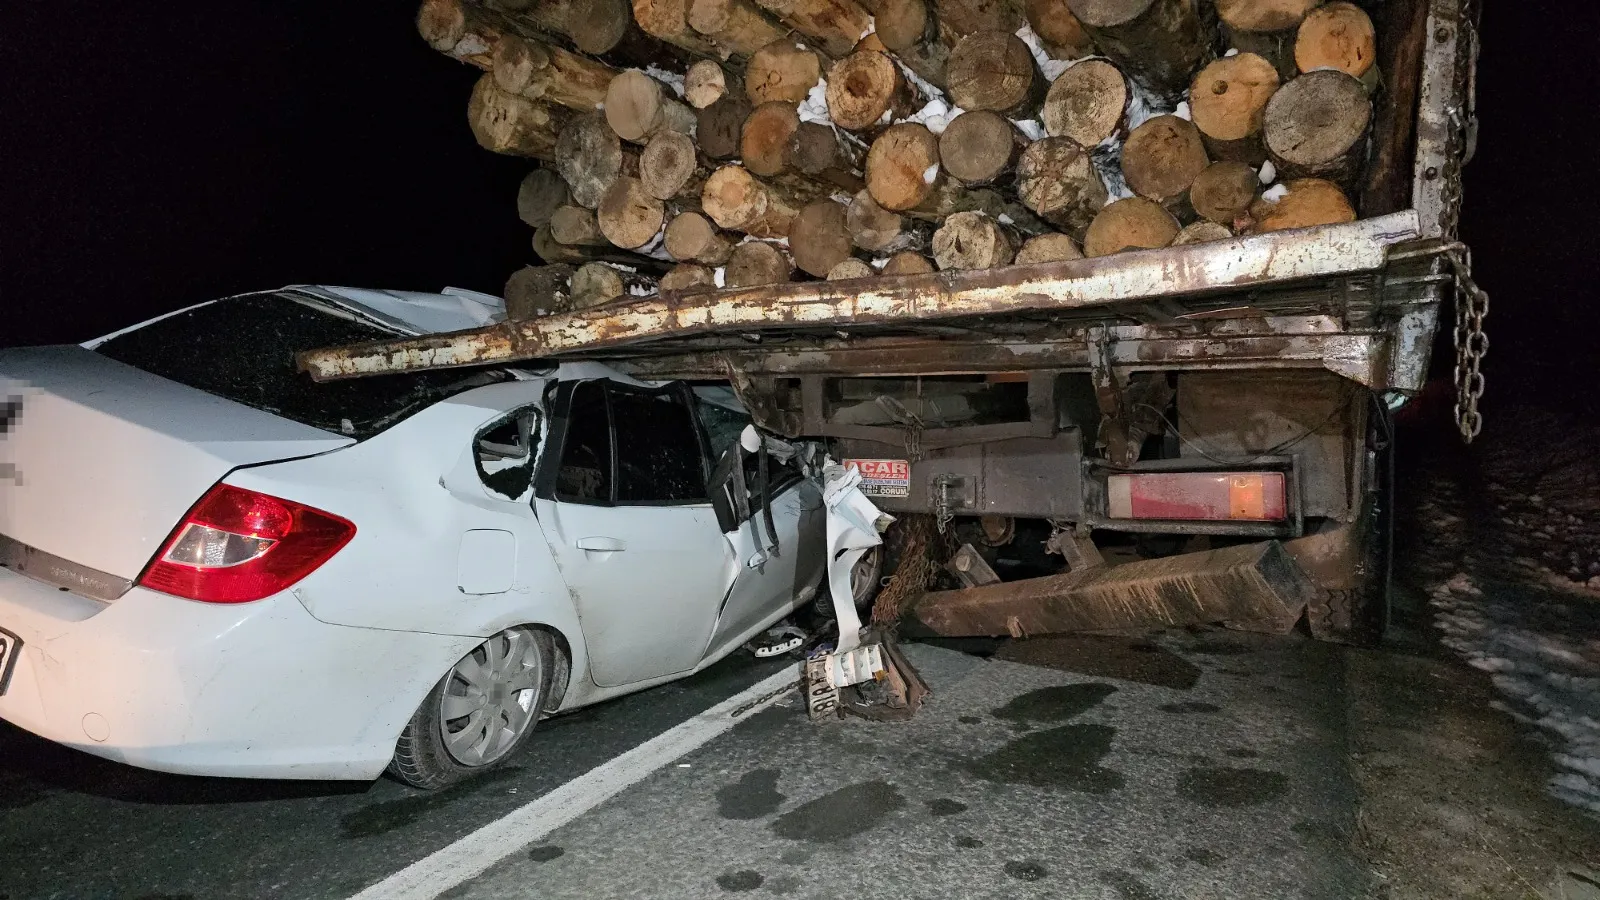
(474, 406, 541, 500)
(611, 387, 708, 504)
(555, 381, 613, 503)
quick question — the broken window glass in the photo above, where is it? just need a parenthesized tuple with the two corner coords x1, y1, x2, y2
(474, 408, 540, 500)
(556, 381, 612, 503)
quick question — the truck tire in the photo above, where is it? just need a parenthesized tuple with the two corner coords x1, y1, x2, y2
(1307, 401, 1394, 645)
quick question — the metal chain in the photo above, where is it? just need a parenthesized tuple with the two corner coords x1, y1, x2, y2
(1447, 247, 1488, 443)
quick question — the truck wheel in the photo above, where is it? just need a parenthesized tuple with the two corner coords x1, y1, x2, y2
(388, 626, 555, 790)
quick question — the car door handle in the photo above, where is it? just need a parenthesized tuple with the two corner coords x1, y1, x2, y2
(576, 536, 626, 552)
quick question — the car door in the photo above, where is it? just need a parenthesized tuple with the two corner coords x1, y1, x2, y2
(532, 379, 735, 688)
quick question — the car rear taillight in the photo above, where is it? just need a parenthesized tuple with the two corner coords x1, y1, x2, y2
(138, 484, 356, 603)
(1107, 472, 1287, 522)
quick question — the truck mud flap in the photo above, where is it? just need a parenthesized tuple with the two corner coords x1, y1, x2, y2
(912, 541, 1313, 638)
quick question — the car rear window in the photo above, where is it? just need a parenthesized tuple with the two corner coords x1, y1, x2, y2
(93, 292, 509, 438)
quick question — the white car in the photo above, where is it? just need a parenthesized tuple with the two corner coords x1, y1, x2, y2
(0, 285, 868, 788)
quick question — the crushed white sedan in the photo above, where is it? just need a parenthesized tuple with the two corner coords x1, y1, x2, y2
(0, 285, 876, 788)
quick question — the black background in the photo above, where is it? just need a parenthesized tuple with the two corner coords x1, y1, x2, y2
(4, 1, 1596, 404)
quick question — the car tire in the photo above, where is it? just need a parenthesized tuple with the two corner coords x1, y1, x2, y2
(812, 545, 884, 619)
(388, 626, 556, 790)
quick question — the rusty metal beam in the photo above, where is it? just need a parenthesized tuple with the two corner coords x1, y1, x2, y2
(297, 214, 1420, 381)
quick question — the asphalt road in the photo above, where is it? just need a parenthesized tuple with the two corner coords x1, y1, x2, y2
(0, 627, 1372, 900)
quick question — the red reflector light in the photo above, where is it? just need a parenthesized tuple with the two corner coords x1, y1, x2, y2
(1107, 472, 1287, 522)
(138, 484, 356, 603)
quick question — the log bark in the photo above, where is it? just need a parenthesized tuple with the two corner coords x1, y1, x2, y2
(606, 70, 698, 143)
(632, 0, 724, 57)
(517, 168, 571, 227)
(1216, 0, 1319, 80)
(702, 164, 829, 236)
(660, 263, 719, 292)
(828, 258, 878, 280)
(685, 60, 741, 107)
(1122, 114, 1211, 210)
(1189, 160, 1260, 227)
(1014, 232, 1083, 264)
(688, 0, 791, 59)
(418, 0, 516, 69)
(745, 40, 828, 105)
(846, 189, 934, 252)
(946, 31, 1046, 119)
(932, 211, 1017, 270)
(826, 50, 929, 132)
(742, 101, 804, 176)
(1359, 0, 1426, 216)
(533, 227, 673, 271)
(790, 199, 858, 276)
(555, 111, 641, 207)
(1262, 70, 1372, 188)
(1042, 58, 1128, 147)
(1024, 0, 1096, 59)
(881, 250, 935, 274)
(497, 0, 635, 58)
(1015, 135, 1108, 235)
(571, 262, 658, 308)
(872, 0, 954, 88)
(1295, 2, 1378, 89)
(1083, 196, 1179, 256)
(790, 121, 866, 191)
(697, 95, 754, 158)
(1246, 178, 1354, 233)
(504, 264, 576, 320)
(1172, 220, 1233, 245)
(939, 110, 1026, 186)
(725, 240, 796, 287)
(937, 0, 1022, 37)
(1064, 0, 1213, 103)
(665, 210, 737, 263)
(597, 176, 669, 248)
(492, 35, 618, 112)
(751, 0, 874, 58)
(468, 74, 572, 159)
(549, 204, 612, 246)
(641, 131, 713, 201)
(1189, 52, 1279, 164)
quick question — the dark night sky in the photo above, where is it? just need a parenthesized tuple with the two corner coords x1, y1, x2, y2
(3, 1, 1596, 403)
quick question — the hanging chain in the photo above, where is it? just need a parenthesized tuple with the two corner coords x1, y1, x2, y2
(1447, 246, 1488, 443)
(933, 475, 955, 534)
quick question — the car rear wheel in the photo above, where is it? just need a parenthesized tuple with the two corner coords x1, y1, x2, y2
(389, 626, 555, 790)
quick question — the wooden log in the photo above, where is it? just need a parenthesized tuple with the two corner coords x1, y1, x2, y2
(1064, 0, 1212, 103)
(1262, 70, 1372, 188)
(725, 240, 796, 287)
(418, 0, 513, 69)
(937, 0, 1022, 37)
(1189, 52, 1279, 165)
(640, 131, 713, 201)
(606, 70, 698, 144)
(685, 60, 741, 107)
(939, 110, 1026, 186)
(1015, 135, 1107, 234)
(492, 35, 618, 111)
(1024, 0, 1096, 59)
(697, 95, 754, 158)
(665, 210, 737, 263)
(1122, 114, 1211, 210)
(932, 211, 1016, 270)
(504, 264, 576, 320)
(571, 261, 658, 308)
(745, 40, 827, 105)
(1083, 196, 1179, 256)
(1295, 2, 1378, 89)
(517, 168, 571, 227)
(497, 0, 635, 58)
(790, 199, 858, 276)
(633, 0, 724, 57)
(549, 204, 612, 246)
(872, 0, 954, 88)
(468, 74, 572, 159)
(880, 250, 935, 275)
(1358, 0, 1426, 216)
(790, 121, 866, 191)
(742, 101, 803, 176)
(1041, 58, 1128, 148)
(1216, 0, 1319, 80)
(864, 123, 943, 212)
(533, 226, 673, 271)
(1014, 232, 1083, 264)
(702, 164, 828, 236)
(660, 262, 719, 292)
(751, 0, 874, 58)
(827, 258, 877, 280)
(946, 31, 1046, 119)
(597, 176, 669, 249)
(555, 111, 641, 208)
(1172, 220, 1233, 245)
(1189, 160, 1260, 227)
(1246, 178, 1354, 233)
(846, 189, 933, 252)
(687, 0, 791, 58)
(826, 50, 928, 132)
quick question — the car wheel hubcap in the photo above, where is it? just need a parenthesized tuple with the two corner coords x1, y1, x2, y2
(440, 628, 542, 767)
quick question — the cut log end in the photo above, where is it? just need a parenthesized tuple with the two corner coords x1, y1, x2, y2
(698, 96, 753, 159)
(1295, 2, 1377, 81)
(939, 110, 1022, 186)
(874, 0, 932, 51)
(932, 211, 1015, 270)
(1173, 220, 1234, 245)
(946, 32, 1043, 118)
(597, 176, 667, 248)
(1014, 232, 1084, 265)
(665, 211, 736, 264)
(517, 168, 572, 227)
(790, 199, 857, 277)
(606, 69, 694, 143)
(550, 204, 611, 246)
(827, 258, 878, 280)
(469, 75, 570, 159)
(1122, 114, 1212, 206)
(741, 101, 803, 177)
(847, 189, 907, 251)
(1042, 58, 1128, 147)
(1084, 197, 1181, 256)
(1190, 160, 1262, 227)
(725, 240, 795, 287)
(640, 131, 705, 200)
(1015, 136, 1107, 234)
(1190, 52, 1280, 163)
(660, 263, 718, 293)
(880, 250, 935, 275)
(865, 123, 942, 212)
(685, 60, 730, 108)
(567, 0, 632, 56)
(1263, 70, 1372, 183)
(1025, 0, 1097, 59)
(555, 112, 629, 208)
(1247, 178, 1355, 233)
(1216, 0, 1319, 35)
(827, 51, 921, 132)
(570, 262, 628, 308)
(504, 264, 575, 320)
(746, 40, 824, 106)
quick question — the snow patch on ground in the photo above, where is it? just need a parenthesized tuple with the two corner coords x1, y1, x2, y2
(1430, 573, 1600, 818)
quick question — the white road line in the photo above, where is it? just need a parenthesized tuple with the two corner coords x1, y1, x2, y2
(349, 667, 800, 900)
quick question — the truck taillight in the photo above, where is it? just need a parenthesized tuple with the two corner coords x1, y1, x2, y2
(1107, 472, 1287, 522)
(138, 484, 356, 603)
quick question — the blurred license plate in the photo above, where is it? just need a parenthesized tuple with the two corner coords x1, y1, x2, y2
(0, 627, 18, 696)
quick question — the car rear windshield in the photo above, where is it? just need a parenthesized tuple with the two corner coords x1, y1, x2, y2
(93, 291, 509, 439)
